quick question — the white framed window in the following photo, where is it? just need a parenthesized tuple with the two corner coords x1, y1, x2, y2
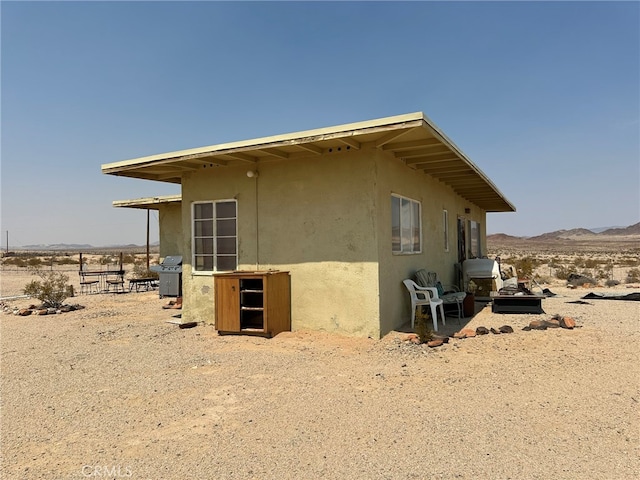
(391, 194, 421, 254)
(192, 200, 237, 273)
(443, 209, 449, 252)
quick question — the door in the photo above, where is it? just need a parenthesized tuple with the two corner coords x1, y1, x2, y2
(215, 276, 240, 331)
(457, 217, 467, 263)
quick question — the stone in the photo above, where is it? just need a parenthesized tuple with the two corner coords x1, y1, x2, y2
(499, 325, 514, 334)
(17, 309, 32, 316)
(490, 327, 501, 334)
(460, 328, 476, 338)
(453, 331, 467, 339)
(476, 326, 490, 335)
(560, 317, 576, 329)
(47, 308, 57, 315)
(432, 335, 449, 344)
(544, 319, 561, 328)
(404, 333, 419, 342)
(427, 339, 444, 348)
(528, 320, 547, 330)
(37, 309, 48, 315)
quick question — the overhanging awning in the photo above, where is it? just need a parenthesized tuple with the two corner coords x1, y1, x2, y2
(112, 194, 181, 210)
(102, 112, 515, 212)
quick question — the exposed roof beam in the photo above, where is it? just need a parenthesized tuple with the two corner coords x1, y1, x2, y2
(220, 152, 258, 163)
(409, 154, 461, 165)
(296, 143, 324, 155)
(374, 127, 414, 148)
(381, 138, 442, 151)
(337, 137, 360, 150)
(398, 146, 453, 159)
(257, 148, 289, 159)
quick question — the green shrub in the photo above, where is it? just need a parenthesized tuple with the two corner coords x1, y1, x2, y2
(23, 270, 72, 308)
(626, 268, 640, 283)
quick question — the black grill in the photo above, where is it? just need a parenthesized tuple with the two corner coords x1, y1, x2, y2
(150, 256, 183, 297)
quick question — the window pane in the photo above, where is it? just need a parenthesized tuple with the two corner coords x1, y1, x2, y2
(391, 196, 400, 251)
(401, 198, 411, 252)
(216, 218, 236, 237)
(195, 255, 214, 271)
(412, 201, 420, 252)
(216, 237, 237, 255)
(194, 203, 213, 220)
(216, 201, 236, 218)
(194, 219, 214, 237)
(217, 255, 237, 272)
(194, 238, 214, 255)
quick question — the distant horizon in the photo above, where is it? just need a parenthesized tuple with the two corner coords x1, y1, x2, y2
(4, 222, 638, 250)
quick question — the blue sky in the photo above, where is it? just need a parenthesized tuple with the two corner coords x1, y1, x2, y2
(2, 1, 638, 246)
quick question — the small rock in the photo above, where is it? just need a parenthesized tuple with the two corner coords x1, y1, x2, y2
(47, 308, 57, 315)
(544, 319, 561, 328)
(490, 327, 501, 334)
(427, 339, 444, 348)
(432, 335, 449, 344)
(37, 309, 48, 316)
(17, 309, 32, 316)
(453, 331, 467, 339)
(499, 325, 514, 334)
(560, 317, 576, 329)
(476, 326, 490, 335)
(460, 328, 476, 338)
(528, 320, 547, 330)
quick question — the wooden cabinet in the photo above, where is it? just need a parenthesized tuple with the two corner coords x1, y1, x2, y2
(214, 271, 291, 337)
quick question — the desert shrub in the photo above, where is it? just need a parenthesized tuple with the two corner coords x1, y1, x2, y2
(414, 308, 433, 343)
(513, 256, 541, 279)
(583, 258, 601, 270)
(99, 255, 113, 265)
(2, 257, 27, 267)
(122, 254, 137, 264)
(23, 270, 72, 308)
(626, 268, 640, 283)
(27, 257, 42, 268)
(131, 262, 159, 279)
(554, 265, 571, 280)
(56, 257, 79, 266)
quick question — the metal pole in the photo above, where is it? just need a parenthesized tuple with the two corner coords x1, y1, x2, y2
(146, 209, 150, 271)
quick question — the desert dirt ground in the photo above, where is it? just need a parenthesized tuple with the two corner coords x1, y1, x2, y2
(1, 264, 639, 480)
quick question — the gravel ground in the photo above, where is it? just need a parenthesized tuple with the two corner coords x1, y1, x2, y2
(1, 269, 639, 480)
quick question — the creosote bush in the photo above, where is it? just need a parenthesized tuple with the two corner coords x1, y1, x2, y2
(23, 269, 72, 308)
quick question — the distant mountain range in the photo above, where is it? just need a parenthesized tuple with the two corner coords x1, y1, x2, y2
(18, 242, 159, 251)
(488, 222, 640, 242)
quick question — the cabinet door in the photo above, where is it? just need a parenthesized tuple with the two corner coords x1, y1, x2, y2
(215, 277, 240, 331)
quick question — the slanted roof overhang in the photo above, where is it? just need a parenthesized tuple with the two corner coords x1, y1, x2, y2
(112, 194, 182, 210)
(102, 112, 515, 212)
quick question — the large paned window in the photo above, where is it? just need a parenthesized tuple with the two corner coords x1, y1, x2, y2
(391, 194, 421, 254)
(192, 200, 237, 272)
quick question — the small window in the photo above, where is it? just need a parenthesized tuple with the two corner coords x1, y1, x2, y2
(192, 200, 237, 272)
(443, 210, 449, 252)
(391, 194, 421, 254)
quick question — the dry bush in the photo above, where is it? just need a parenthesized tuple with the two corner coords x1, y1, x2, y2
(22, 269, 72, 308)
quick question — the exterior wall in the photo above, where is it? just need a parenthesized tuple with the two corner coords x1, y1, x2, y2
(374, 152, 486, 336)
(158, 203, 182, 260)
(180, 151, 381, 338)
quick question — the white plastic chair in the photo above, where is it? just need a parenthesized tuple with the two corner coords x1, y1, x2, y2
(414, 269, 466, 320)
(402, 279, 446, 331)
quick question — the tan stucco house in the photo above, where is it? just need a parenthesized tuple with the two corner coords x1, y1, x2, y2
(102, 112, 515, 338)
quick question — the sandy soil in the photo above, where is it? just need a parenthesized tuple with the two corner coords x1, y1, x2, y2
(1, 268, 639, 480)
